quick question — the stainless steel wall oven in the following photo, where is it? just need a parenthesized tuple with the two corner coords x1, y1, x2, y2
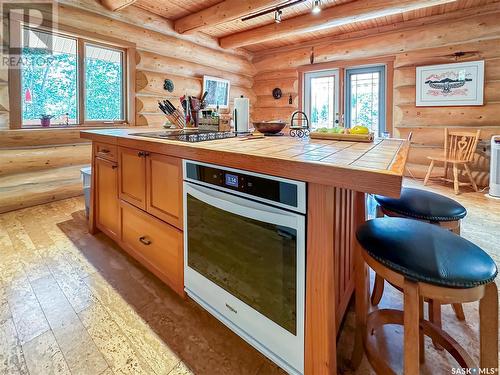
(183, 160, 306, 375)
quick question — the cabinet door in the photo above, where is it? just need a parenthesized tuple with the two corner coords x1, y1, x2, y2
(95, 157, 120, 239)
(121, 201, 184, 296)
(146, 153, 183, 229)
(119, 147, 146, 209)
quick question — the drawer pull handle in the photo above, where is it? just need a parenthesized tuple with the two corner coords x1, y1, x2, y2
(100, 149, 110, 153)
(111, 165, 118, 170)
(137, 151, 150, 157)
(139, 236, 152, 245)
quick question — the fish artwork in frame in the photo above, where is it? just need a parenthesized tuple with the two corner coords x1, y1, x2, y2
(415, 60, 484, 106)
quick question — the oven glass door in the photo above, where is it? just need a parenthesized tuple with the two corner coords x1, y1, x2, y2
(184, 182, 305, 373)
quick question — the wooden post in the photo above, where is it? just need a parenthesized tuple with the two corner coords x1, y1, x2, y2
(351, 191, 368, 369)
(479, 282, 499, 370)
(305, 183, 336, 374)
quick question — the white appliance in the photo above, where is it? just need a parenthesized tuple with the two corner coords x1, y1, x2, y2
(183, 160, 306, 375)
(233, 96, 249, 133)
(489, 135, 500, 197)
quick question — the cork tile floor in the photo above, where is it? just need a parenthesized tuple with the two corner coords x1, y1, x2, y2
(0, 179, 498, 375)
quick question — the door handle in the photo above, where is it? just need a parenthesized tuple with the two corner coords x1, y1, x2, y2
(139, 236, 152, 245)
(137, 151, 150, 157)
(111, 165, 118, 170)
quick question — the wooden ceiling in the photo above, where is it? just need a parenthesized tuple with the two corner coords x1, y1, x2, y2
(117, 0, 500, 53)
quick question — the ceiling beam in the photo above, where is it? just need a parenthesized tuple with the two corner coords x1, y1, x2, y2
(174, 0, 283, 34)
(100, 0, 137, 12)
(219, 0, 457, 49)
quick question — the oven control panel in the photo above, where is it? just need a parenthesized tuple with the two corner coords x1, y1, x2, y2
(184, 161, 306, 213)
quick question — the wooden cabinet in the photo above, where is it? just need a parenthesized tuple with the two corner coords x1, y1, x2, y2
(95, 157, 120, 239)
(94, 145, 184, 297)
(119, 147, 147, 210)
(118, 146, 183, 229)
(95, 142, 117, 162)
(121, 201, 184, 296)
(146, 153, 183, 229)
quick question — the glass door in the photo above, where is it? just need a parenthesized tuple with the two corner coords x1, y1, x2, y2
(345, 66, 386, 136)
(303, 69, 340, 130)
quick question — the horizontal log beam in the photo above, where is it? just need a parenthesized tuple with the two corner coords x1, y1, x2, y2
(136, 50, 253, 88)
(253, 12, 500, 71)
(174, 0, 282, 34)
(99, 0, 136, 11)
(394, 103, 500, 127)
(220, 0, 455, 49)
(0, 144, 91, 176)
(0, 165, 86, 214)
(57, 4, 255, 76)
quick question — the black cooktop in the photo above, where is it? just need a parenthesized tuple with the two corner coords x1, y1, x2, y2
(131, 129, 236, 143)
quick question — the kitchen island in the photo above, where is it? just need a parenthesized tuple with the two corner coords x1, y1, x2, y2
(80, 128, 410, 375)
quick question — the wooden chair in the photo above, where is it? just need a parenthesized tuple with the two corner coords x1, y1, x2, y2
(424, 129, 481, 194)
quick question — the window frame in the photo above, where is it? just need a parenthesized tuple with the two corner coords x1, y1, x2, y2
(345, 65, 386, 137)
(8, 14, 135, 129)
(298, 57, 394, 136)
(303, 69, 340, 129)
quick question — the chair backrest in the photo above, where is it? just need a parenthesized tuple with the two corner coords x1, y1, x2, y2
(444, 128, 481, 162)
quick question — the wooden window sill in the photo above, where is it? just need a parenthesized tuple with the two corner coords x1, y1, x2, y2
(7, 124, 135, 131)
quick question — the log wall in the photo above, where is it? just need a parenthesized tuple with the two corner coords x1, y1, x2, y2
(0, 1, 254, 213)
(252, 11, 500, 187)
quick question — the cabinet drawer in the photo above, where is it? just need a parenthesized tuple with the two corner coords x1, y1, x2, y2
(95, 142, 117, 161)
(121, 202, 183, 296)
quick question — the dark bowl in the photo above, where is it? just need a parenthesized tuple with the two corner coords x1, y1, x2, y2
(253, 121, 287, 134)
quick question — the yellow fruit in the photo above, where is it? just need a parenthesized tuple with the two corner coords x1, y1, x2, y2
(351, 125, 369, 135)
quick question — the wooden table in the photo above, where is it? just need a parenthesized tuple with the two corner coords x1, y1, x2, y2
(81, 128, 410, 374)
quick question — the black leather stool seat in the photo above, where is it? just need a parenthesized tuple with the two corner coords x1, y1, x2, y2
(357, 218, 497, 288)
(374, 187, 467, 222)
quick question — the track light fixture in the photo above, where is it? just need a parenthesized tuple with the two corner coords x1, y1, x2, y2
(274, 9, 282, 23)
(312, 0, 321, 14)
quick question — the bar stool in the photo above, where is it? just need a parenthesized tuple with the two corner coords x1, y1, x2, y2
(353, 218, 498, 374)
(372, 187, 468, 326)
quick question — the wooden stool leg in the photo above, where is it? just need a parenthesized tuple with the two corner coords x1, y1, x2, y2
(443, 161, 449, 179)
(404, 279, 420, 375)
(452, 163, 460, 194)
(371, 274, 385, 306)
(452, 303, 466, 321)
(424, 160, 435, 185)
(428, 300, 443, 350)
(463, 163, 478, 192)
(480, 282, 499, 370)
(419, 297, 425, 364)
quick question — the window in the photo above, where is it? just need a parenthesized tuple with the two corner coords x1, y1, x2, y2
(85, 44, 124, 121)
(21, 29, 78, 126)
(303, 70, 340, 129)
(19, 26, 126, 127)
(345, 66, 386, 136)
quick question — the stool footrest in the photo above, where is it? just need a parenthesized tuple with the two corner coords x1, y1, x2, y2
(365, 309, 477, 373)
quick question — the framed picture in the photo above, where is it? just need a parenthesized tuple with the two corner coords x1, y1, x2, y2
(202, 76, 231, 109)
(416, 60, 484, 106)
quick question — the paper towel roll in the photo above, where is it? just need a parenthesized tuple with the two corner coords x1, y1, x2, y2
(234, 97, 249, 133)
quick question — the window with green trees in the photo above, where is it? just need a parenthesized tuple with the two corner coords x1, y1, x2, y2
(20, 27, 125, 127)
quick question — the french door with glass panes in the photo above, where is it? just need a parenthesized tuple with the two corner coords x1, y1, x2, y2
(303, 69, 340, 130)
(345, 66, 386, 136)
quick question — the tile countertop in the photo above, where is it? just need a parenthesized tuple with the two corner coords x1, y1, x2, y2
(80, 128, 410, 197)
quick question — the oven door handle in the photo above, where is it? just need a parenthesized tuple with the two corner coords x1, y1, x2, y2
(184, 182, 303, 229)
